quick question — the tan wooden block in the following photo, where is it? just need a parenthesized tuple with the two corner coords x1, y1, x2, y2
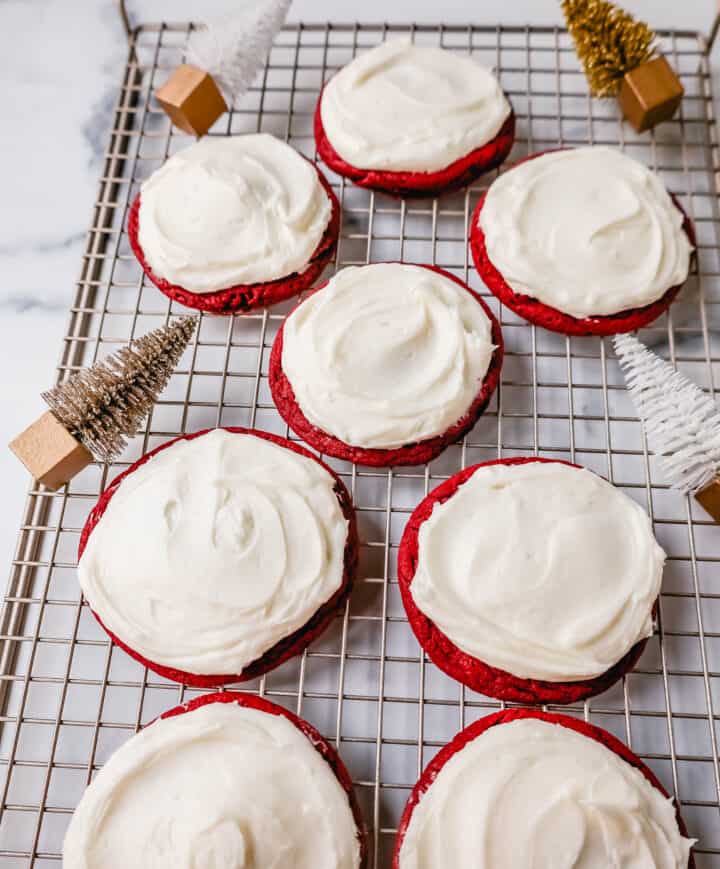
(155, 64, 227, 137)
(9, 411, 93, 491)
(618, 55, 684, 133)
(695, 476, 720, 524)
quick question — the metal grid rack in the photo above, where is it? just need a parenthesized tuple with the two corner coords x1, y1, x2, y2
(2, 15, 720, 868)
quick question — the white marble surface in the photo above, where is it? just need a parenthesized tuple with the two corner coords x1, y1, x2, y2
(0, 0, 717, 569)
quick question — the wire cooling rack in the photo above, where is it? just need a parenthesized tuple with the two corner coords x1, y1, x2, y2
(2, 15, 720, 868)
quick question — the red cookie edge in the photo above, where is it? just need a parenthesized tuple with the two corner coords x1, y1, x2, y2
(78, 427, 358, 687)
(127, 161, 341, 314)
(315, 84, 516, 197)
(469, 149, 696, 336)
(397, 456, 653, 704)
(393, 707, 695, 868)
(268, 264, 504, 467)
(155, 691, 368, 868)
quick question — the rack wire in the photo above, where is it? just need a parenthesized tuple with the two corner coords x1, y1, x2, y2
(2, 17, 720, 868)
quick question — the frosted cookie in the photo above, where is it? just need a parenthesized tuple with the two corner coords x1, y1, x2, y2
(470, 146, 694, 335)
(398, 457, 664, 703)
(77, 428, 357, 686)
(316, 39, 514, 196)
(128, 134, 339, 313)
(394, 710, 695, 869)
(64, 692, 367, 868)
(269, 263, 503, 467)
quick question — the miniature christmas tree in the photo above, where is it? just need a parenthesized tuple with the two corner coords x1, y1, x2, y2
(156, 0, 291, 136)
(561, 0, 683, 131)
(10, 316, 197, 490)
(614, 334, 720, 521)
(562, 0, 655, 97)
(187, 0, 292, 102)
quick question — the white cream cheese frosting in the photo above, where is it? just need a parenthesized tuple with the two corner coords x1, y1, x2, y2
(410, 461, 665, 681)
(77, 429, 349, 675)
(479, 147, 692, 318)
(63, 700, 361, 869)
(281, 263, 496, 449)
(320, 39, 511, 172)
(398, 717, 694, 868)
(137, 134, 332, 293)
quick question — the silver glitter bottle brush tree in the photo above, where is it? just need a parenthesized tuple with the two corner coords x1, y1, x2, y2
(10, 316, 198, 491)
(614, 334, 720, 522)
(155, 0, 292, 137)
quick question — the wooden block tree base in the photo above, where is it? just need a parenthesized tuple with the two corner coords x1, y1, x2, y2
(695, 477, 720, 523)
(10, 411, 93, 491)
(618, 55, 684, 133)
(155, 64, 227, 137)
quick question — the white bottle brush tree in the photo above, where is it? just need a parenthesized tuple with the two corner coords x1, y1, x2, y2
(155, 0, 292, 136)
(187, 0, 292, 104)
(614, 334, 720, 520)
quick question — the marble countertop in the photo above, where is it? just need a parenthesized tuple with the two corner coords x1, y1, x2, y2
(1, 0, 717, 568)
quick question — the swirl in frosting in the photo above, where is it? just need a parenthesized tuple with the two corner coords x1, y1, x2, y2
(410, 461, 665, 681)
(137, 134, 332, 293)
(63, 700, 361, 869)
(398, 718, 694, 868)
(320, 39, 511, 172)
(77, 430, 349, 675)
(479, 146, 692, 318)
(280, 263, 496, 449)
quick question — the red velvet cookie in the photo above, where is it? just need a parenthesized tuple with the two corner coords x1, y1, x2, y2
(269, 264, 504, 468)
(159, 691, 368, 868)
(128, 163, 340, 314)
(469, 150, 696, 336)
(78, 427, 358, 687)
(397, 456, 654, 704)
(393, 708, 695, 869)
(315, 94, 515, 198)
